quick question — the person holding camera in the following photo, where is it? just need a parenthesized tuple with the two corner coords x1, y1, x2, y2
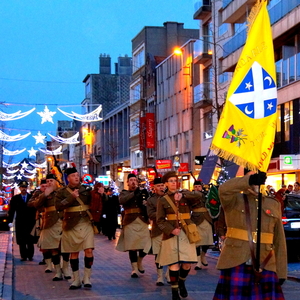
(116, 173, 151, 278)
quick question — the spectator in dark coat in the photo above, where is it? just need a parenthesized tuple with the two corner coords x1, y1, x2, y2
(103, 188, 120, 240)
(8, 181, 36, 261)
(90, 182, 106, 233)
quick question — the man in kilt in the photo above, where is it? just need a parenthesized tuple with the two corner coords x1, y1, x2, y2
(156, 171, 199, 300)
(29, 173, 71, 281)
(191, 180, 214, 270)
(55, 167, 94, 289)
(147, 177, 167, 286)
(116, 173, 151, 278)
(213, 172, 287, 300)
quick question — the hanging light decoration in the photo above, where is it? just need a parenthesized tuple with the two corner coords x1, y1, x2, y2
(0, 130, 31, 142)
(27, 147, 38, 157)
(2, 147, 26, 156)
(3, 174, 16, 180)
(48, 132, 80, 144)
(58, 104, 102, 122)
(38, 146, 62, 155)
(23, 174, 35, 179)
(16, 174, 23, 180)
(20, 161, 29, 169)
(33, 131, 47, 144)
(3, 161, 21, 168)
(25, 168, 37, 174)
(6, 169, 19, 174)
(37, 105, 57, 124)
(30, 161, 47, 168)
(0, 108, 35, 121)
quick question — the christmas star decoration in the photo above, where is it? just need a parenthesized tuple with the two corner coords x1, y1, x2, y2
(33, 131, 46, 144)
(19, 169, 25, 174)
(37, 106, 56, 124)
(38, 146, 62, 155)
(0, 130, 31, 142)
(58, 104, 102, 122)
(2, 147, 26, 156)
(16, 174, 22, 180)
(0, 108, 35, 121)
(48, 132, 80, 144)
(28, 147, 38, 157)
(21, 161, 29, 169)
(12, 183, 19, 189)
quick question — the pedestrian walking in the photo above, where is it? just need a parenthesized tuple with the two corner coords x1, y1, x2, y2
(8, 180, 36, 261)
(90, 182, 105, 234)
(116, 173, 151, 278)
(156, 171, 198, 300)
(213, 171, 287, 300)
(147, 177, 167, 286)
(191, 180, 214, 270)
(55, 167, 94, 289)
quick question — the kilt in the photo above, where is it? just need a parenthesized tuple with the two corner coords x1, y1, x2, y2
(213, 263, 285, 300)
(156, 229, 197, 266)
(116, 217, 151, 252)
(38, 219, 62, 250)
(61, 218, 94, 253)
(195, 219, 214, 247)
(151, 234, 163, 255)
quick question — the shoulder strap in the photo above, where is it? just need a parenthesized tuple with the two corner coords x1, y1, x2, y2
(164, 194, 178, 213)
(66, 187, 93, 221)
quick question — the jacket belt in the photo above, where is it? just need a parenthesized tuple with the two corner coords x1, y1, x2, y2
(124, 208, 142, 215)
(64, 205, 90, 212)
(226, 227, 273, 244)
(44, 206, 56, 212)
(192, 207, 207, 213)
(166, 213, 191, 220)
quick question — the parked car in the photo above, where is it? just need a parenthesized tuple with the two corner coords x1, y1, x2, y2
(282, 194, 300, 261)
(0, 197, 10, 231)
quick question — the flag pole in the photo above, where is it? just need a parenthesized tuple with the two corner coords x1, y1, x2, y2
(255, 187, 262, 272)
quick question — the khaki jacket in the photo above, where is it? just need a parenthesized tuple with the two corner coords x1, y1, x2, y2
(54, 184, 92, 231)
(119, 189, 148, 226)
(217, 175, 287, 279)
(156, 190, 198, 240)
(29, 190, 63, 229)
(191, 191, 212, 226)
(147, 193, 163, 238)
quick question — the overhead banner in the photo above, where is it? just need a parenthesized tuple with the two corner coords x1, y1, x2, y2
(139, 117, 146, 151)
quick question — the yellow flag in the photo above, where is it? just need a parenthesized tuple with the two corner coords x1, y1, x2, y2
(211, 0, 276, 172)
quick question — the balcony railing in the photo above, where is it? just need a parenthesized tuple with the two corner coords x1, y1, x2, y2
(193, 0, 211, 19)
(223, 0, 300, 58)
(194, 82, 213, 104)
(194, 38, 212, 64)
(276, 52, 300, 88)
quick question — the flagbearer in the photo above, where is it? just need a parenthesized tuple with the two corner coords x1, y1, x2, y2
(213, 171, 287, 300)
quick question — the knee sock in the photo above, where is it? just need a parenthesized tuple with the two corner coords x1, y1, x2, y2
(169, 269, 179, 292)
(84, 256, 94, 269)
(44, 251, 52, 260)
(129, 250, 138, 263)
(138, 249, 146, 258)
(70, 258, 79, 272)
(196, 246, 201, 256)
(52, 254, 60, 265)
(179, 266, 190, 282)
(202, 245, 209, 254)
(62, 252, 70, 262)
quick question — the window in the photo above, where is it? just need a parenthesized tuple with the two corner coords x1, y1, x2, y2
(130, 118, 140, 136)
(85, 82, 90, 96)
(130, 82, 141, 104)
(284, 102, 292, 142)
(133, 44, 145, 73)
(276, 105, 281, 143)
(203, 111, 213, 139)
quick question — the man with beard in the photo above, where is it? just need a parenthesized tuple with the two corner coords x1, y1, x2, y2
(116, 173, 151, 278)
(29, 173, 71, 281)
(55, 167, 94, 290)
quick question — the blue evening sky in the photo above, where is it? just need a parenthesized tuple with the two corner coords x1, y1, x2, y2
(0, 0, 198, 163)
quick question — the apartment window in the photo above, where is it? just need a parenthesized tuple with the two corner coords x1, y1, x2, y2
(130, 82, 141, 104)
(276, 105, 281, 143)
(130, 118, 139, 136)
(203, 111, 213, 139)
(85, 82, 90, 96)
(184, 132, 189, 151)
(133, 44, 145, 73)
(284, 102, 292, 142)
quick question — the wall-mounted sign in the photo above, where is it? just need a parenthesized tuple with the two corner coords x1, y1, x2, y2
(279, 155, 299, 170)
(156, 159, 172, 170)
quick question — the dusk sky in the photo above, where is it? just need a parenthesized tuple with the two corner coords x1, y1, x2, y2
(0, 0, 198, 163)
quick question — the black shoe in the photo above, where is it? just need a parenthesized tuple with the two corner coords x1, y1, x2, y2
(194, 266, 202, 270)
(53, 276, 63, 281)
(39, 260, 46, 265)
(83, 283, 92, 288)
(172, 290, 181, 300)
(69, 284, 81, 290)
(179, 280, 188, 298)
(20, 258, 27, 261)
(45, 269, 52, 273)
(131, 272, 139, 278)
(156, 281, 164, 286)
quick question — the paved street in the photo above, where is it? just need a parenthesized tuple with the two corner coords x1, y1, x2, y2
(1, 229, 300, 300)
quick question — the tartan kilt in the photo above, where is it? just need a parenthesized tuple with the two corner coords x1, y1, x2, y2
(213, 263, 285, 300)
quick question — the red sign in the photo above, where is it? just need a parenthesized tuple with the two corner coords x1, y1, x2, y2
(147, 168, 156, 181)
(178, 163, 189, 172)
(82, 174, 93, 184)
(156, 159, 172, 170)
(139, 117, 146, 150)
(146, 113, 155, 148)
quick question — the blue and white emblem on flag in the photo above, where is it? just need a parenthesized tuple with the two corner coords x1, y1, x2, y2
(229, 61, 277, 119)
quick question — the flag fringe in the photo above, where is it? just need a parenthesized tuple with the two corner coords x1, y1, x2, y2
(247, 0, 265, 33)
(210, 145, 259, 172)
